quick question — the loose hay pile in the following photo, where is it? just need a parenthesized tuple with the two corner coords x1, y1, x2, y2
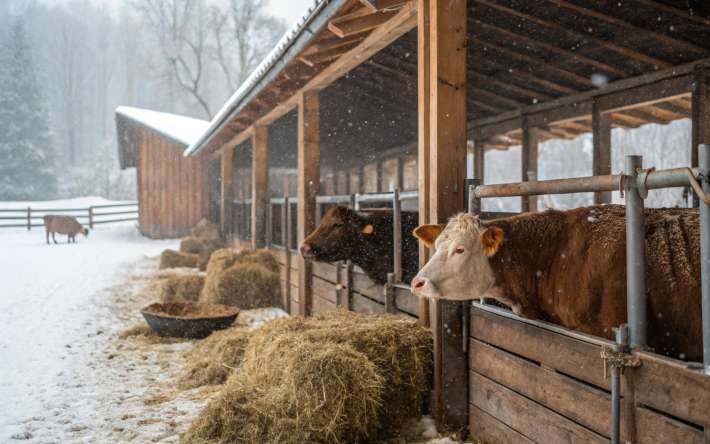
(160, 249, 199, 269)
(200, 248, 281, 309)
(180, 237, 224, 271)
(178, 327, 252, 389)
(161, 274, 205, 303)
(181, 310, 433, 444)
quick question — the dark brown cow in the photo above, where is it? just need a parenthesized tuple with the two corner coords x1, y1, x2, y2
(300, 206, 419, 284)
(412, 205, 701, 361)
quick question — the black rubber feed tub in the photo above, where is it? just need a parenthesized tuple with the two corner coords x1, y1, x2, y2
(141, 302, 239, 339)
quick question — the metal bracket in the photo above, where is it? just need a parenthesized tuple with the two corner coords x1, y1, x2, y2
(635, 167, 656, 199)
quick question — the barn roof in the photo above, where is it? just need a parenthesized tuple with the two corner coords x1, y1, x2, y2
(115, 106, 210, 169)
(185, 1, 710, 159)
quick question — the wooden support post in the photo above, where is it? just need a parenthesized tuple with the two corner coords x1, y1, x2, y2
(297, 90, 320, 318)
(693, 68, 710, 207)
(421, 0, 468, 431)
(593, 100, 612, 204)
(473, 140, 485, 182)
(26, 206, 31, 231)
(220, 146, 234, 239)
(417, 0, 432, 328)
(88, 206, 94, 229)
(252, 126, 269, 248)
(521, 116, 538, 212)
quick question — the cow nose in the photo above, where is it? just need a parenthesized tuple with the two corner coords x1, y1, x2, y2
(300, 243, 311, 257)
(411, 277, 427, 293)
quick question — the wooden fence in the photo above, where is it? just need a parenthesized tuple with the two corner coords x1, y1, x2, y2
(0, 202, 138, 229)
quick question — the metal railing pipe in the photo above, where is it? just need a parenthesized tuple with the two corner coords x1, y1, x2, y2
(625, 155, 647, 349)
(642, 167, 699, 190)
(700, 144, 710, 375)
(466, 179, 481, 214)
(392, 188, 402, 283)
(610, 324, 629, 444)
(474, 174, 621, 198)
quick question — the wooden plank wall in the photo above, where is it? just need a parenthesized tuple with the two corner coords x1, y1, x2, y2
(468, 305, 709, 444)
(136, 128, 209, 239)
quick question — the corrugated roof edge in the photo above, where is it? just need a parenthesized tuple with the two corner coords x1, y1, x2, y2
(183, 0, 349, 157)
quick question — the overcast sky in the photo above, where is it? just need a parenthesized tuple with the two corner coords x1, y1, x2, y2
(36, 0, 314, 28)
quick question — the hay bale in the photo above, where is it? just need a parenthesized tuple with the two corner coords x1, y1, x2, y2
(191, 218, 221, 240)
(118, 322, 186, 345)
(178, 327, 252, 389)
(247, 311, 433, 435)
(200, 248, 280, 302)
(202, 262, 281, 310)
(181, 341, 383, 444)
(180, 236, 223, 256)
(161, 274, 206, 303)
(160, 249, 199, 269)
(182, 311, 432, 444)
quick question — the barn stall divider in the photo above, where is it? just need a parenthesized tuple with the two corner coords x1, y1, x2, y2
(462, 148, 710, 444)
(265, 190, 421, 319)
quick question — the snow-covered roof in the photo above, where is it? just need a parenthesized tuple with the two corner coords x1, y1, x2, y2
(183, 0, 349, 157)
(116, 106, 210, 147)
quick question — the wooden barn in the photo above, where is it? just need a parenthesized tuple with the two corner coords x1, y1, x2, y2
(125, 0, 710, 442)
(116, 106, 214, 239)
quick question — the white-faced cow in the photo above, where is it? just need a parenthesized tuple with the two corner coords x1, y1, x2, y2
(411, 205, 701, 361)
(300, 206, 419, 284)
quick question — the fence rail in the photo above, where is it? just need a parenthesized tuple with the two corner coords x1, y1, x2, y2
(0, 202, 138, 230)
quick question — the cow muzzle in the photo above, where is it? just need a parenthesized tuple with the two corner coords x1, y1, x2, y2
(410, 276, 440, 298)
(300, 242, 316, 259)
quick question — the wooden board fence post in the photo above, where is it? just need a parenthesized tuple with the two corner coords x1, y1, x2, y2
(592, 99, 612, 204)
(420, 0, 469, 431)
(297, 90, 320, 318)
(26, 206, 31, 231)
(220, 146, 234, 239)
(521, 116, 538, 212)
(252, 126, 269, 248)
(417, 0, 432, 328)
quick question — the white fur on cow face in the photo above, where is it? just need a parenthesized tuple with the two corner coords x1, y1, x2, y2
(413, 228, 497, 301)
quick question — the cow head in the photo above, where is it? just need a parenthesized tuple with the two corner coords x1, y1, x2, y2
(300, 206, 376, 262)
(83, 228, 89, 237)
(411, 213, 503, 300)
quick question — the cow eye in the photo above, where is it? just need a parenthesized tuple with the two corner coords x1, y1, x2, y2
(454, 246, 465, 254)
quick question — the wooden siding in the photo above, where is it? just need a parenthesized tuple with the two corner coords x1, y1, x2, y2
(136, 127, 209, 239)
(468, 304, 709, 444)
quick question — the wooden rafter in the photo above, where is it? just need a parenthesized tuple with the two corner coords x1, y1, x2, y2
(547, 0, 709, 55)
(469, 71, 553, 101)
(477, 59, 577, 95)
(471, 38, 593, 87)
(300, 41, 361, 67)
(471, 19, 629, 78)
(473, 0, 672, 69)
(471, 85, 526, 109)
(358, 0, 410, 12)
(609, 112, 646, 128)
(328, 7, 398, 38)
(633, 0, 710, 27)
(302, 34, 365, 56)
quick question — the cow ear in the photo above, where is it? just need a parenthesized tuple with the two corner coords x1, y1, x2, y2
(480, 226, 504, 257)
(361, 224, 374, 235)
(413, 224, 445, 248)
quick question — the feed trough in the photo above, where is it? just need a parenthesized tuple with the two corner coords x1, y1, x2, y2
(141, 302, 239, 339)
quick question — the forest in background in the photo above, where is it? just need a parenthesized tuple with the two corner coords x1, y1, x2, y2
(0, 0, 285, 200)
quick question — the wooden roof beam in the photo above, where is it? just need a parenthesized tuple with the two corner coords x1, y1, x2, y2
(469, 71, 553, 101)
(476, 59, 577, 95)
(473, 0, 672, 69)
(300, 41, 361, 67)
(471, 86, 527, 110)
(555, 120, 593, 133)
(302, 34, 365, 56)
(471, 19, 629, 78)
(632, 0, 710, 27)
(358, 0, 410, 12)
(547, 0, 709, 55)
(471, 38, 594, 88)
(328, 7, 398, 38)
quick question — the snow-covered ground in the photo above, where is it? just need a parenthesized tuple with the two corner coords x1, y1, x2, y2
(0, 217, 176, 441)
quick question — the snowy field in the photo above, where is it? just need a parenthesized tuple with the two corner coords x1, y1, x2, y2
(0, 208, 177, 441)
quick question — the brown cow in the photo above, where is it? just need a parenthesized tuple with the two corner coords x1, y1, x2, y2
(300, 206, 419, 284)
(412, 205, 701, 361)
(44, 215, 89, 244)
